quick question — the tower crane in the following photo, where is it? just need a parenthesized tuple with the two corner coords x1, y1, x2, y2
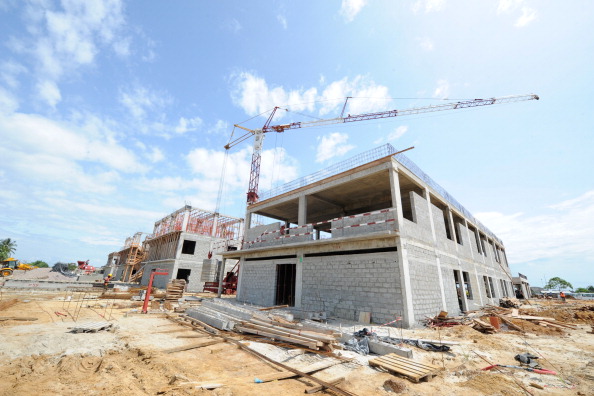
(224, 93, 539, 205)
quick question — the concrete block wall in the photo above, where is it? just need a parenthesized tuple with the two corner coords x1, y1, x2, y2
(177, 234, 211, 261)
(236, 261, 277, 306)
(140, 261, 175, 290)
(400, 192, 433, 244)
(301, 252, 403, 324)
(407, 248, 444, 323)
(454, 222, 473, 261)
(332, 210, 397, 238)
(200, 259, 218, 282)
(245, 222, 281, 249)
(440, 266, 461, 316)
(175, 261, 203, 292)
(286, 225, 314, 244)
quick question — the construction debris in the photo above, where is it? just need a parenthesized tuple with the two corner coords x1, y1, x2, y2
(499, 297, 521, 308)
(68, 321, 115, 333)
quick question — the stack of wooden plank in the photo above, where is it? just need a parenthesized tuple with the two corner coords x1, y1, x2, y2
(369, 353, 441, 383)
(165, 279, 186, 302)
(236, 317, 341, 351)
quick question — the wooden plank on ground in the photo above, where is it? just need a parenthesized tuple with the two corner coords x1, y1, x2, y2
(0, 317, 38, 321)
(163, 339, 224, 354)
(369, 353, 441, 383)
(305, 377, 345, 394)
(236, 325, 320, 349)
(253, 359, 342, 383)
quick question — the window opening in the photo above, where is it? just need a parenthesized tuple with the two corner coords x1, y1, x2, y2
(181, 240, 196, 255)
(483, 276, 492, 298)
(463, 271, 473, 300)
(488, 277, 496, 298)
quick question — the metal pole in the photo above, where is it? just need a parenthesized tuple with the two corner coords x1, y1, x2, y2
(142, 268, 168, 314)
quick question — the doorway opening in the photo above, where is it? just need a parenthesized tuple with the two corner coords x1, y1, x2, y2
(275, 264, 296, 306)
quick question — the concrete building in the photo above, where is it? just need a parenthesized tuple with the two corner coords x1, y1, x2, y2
(512, 273, 532, 299)
(110, 205, 243, 292)
(223, 144, 515, 328)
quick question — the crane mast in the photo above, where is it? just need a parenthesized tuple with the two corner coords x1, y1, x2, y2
(226, 93, 539, 205)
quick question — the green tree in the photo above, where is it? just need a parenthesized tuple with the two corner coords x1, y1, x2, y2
(575, 285, 594, 293)
(544, 277, 573, 291)
(0, 238, 17, 261)
(30, 260, 49, 268)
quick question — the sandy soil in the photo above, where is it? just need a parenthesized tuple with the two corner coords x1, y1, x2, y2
(0, 292, 593, 396)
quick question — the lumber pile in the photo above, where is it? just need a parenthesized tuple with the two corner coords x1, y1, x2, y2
(369, 353, 441, 383)
(237, 317, 341, 351)
(165, 279, 186, 302)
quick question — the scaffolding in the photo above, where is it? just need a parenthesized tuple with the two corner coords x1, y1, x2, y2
(119, 232, 147, 282)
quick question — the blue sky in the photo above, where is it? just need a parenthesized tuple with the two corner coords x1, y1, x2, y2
(0, 0, 592, 288)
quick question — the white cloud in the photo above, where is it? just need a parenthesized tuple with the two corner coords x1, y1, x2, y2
(277, 14, 288, 29)
(184, 146, 299, 207)
(373, 125, 408, 144)
(412, 0, 445, 14)
(208, 119, 228, 135)
(175, 116, 203, 134)
(230, 71, 317, 117)
(316, 132, 355, 163)
(433, 79, 450, 99)
(0, 60, 27, 88)
(0, 86, 19, 114)
(224, 18, 242, 33)
(388, 126, 408, 141)
(13, 0, 129, 107)
(147, 146, 165, 163)
(339, 0, 368, 23)
(476, 190, 594, 264)
(497, 0, 521, 14)
(0, 111, 145, 174)
(231, 72, 392, 121)
(497, 0, 537, 28)
(515, 7, 537, 27)
(119, 85, 172, 121)
(37, 80, 62, 107)
(418, 37, 434, 51)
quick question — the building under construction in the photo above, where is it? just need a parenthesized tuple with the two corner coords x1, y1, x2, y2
(108, 205, 243, 292)
(223, 144, 515, 328)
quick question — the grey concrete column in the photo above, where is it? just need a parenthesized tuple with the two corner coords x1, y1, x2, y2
(245, 212, 252, 231)
(389, 165, 415, 327)
(463, 220, 475, 260)
(298, 195, 307, 226)
(425, 190, 447, 311)
(217, 258, 227, 297)
(295, 252, 303, 308)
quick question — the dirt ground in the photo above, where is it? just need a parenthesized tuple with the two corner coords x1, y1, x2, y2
(0, 290, 593, 396)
